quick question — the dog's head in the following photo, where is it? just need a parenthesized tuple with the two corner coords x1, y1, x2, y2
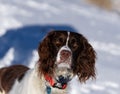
(38, 30, 96, 86)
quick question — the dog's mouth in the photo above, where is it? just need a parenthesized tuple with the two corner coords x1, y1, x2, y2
(54, 67, 74, 84)
(55, 74, 72, 85)
(45, 67, 73, 89)
(53, 46, 73, 88)
(55, 54, 73, 84)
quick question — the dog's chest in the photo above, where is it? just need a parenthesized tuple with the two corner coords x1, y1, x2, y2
(9, 69, 66, 94)
(50, 87, 66, 94)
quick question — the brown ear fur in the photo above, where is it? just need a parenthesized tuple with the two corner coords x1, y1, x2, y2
(38, 31, 56, 76)
(0, 67, 7, 92)
(74, 34, 96, 82)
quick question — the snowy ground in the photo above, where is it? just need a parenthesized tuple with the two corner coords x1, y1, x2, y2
(0, 0, 120, 94)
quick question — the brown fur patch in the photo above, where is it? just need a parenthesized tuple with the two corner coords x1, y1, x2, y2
(0, 65, 29, 93)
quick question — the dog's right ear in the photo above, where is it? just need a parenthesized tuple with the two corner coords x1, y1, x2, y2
(38, 31, 56, 59)
(37, 31, 56, 75)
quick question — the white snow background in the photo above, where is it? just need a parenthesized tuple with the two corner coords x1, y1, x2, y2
(0, 0, 120, 94)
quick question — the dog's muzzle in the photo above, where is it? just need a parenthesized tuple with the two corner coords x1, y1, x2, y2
(55, 67, 74, 85)
(55, 46, 73, 87)
(56, 46, 72, 68)
(60, 50, 71, 63)
(57, 74, 71, 84)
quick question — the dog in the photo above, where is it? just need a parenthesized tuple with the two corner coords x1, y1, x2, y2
(0, 30, 96, 94)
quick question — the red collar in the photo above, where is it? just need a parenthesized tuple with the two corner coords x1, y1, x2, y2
(44, 74, 67, 89)
(45, 74, 55, 86)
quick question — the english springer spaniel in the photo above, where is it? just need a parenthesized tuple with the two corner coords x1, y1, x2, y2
(0, 30, 96, 94)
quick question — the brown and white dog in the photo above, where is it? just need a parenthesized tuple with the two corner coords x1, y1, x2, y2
(0, 31, 96, 94)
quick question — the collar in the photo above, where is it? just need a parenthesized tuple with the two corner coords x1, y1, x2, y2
(44, 74, 67, 89)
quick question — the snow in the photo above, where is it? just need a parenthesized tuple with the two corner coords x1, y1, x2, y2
(0, 3, 22, 36)
(91, 41, 120, 56)
(0, 48, 14, 68)
(28, 50, 38, 68)
(0, 0, 120, 94)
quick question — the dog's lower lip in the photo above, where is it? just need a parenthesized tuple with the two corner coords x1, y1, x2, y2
(56, 76, 71, 84)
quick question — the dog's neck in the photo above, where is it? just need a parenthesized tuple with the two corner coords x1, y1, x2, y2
(37, 70, 67, 94)
(8, 69, 67, 94)
(44, 74, 67, 90)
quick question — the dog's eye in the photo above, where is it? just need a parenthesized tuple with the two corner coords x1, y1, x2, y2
(71, 38, 76, 44)
(58, 37, 64, 43)
(73, 42, 78, 48)
(70, 38, 78, 50)
(55, 38, 64, 47)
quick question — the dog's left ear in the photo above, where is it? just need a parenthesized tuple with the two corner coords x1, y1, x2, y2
(74, 34, 96, 83)
(37, 31, 56, 75)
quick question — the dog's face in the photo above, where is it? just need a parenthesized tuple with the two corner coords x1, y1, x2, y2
(38, 31, 96, 84)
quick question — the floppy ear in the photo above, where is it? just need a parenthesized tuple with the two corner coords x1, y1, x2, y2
(75, 34, 96, 83)
(38, 31, 56, 75)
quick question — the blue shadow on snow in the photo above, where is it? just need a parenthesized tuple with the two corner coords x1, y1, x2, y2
(0, 25, 77, 66)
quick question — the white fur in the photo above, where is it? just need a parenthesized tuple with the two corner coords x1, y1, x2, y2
(8, 68, 67, 94)
(0, 90, 5, 94)
(56, 45, 71, 63)
(9, 69, 44, 94)
(56, 32, 71, 64)
(65, 32, 70, 47)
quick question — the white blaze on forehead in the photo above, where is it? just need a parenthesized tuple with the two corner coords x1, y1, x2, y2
(66, 32, 70, 47)
(56, 31, 71, 64)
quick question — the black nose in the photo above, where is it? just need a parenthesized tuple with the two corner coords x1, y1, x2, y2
(58, 75, 70, 84)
